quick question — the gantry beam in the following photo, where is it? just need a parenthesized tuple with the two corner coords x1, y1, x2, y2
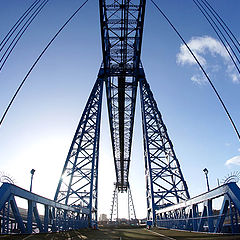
(99, 0, 146, 191)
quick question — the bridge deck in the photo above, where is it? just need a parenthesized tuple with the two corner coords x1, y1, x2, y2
(0, 227, 239, 240)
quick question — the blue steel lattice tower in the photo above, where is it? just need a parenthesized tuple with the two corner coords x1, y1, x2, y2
(54, 0, 190, 227)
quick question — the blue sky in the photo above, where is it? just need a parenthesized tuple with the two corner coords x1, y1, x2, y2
(0, 0, 239, 219)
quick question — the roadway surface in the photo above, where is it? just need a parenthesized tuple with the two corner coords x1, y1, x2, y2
(0, 227, 239, 239)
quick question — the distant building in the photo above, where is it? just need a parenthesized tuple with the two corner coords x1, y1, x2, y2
(99, 213, 108, 222)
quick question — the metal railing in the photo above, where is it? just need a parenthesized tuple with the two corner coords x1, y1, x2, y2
(0, 183, 89, 234)
(155, 182, 240, 233)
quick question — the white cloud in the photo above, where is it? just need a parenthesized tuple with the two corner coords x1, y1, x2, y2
(176, 36, 240, 84)
(238, 148, 240, 152)
(191, 74, 207, 85)
(225, 155, 240, 166)
(227, 64, 240, 83)
(177, 36, 228, 66)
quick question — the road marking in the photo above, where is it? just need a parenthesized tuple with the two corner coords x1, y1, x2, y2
(146, 229, 176, 240)
(22, 235, 34, 240)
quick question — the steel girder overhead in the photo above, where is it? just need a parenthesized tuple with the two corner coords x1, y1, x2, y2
(55, 0, 190, 228)
(1, 0, 240, 236)
(99, 0, 146, 192)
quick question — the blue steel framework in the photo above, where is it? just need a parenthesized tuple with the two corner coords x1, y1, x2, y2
(0, 183, 88, 234)
(127, 185, 137, 223)
(1, 0, 240, 235)
(54, 75, 104, 228)
(156, 182, 240, 234)
(100, 0, 145, 192)
(110, 183, 137, 223)
(55, 0, 189, 228)
(110, 183, 119, 222)
(139, 73, 190, 224)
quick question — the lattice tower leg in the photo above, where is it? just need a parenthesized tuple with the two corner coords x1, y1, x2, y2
(54, 75, 104, 228)
(139, 74, 190, 226)
(127, 185, 137, 224)
(110, 183, 118, 223)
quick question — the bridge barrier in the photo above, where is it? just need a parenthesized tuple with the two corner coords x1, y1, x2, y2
(0, 183, 89, 234)
(156, 182, 240, 234)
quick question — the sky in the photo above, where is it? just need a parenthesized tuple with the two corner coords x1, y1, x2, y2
(0, 0, 240, 220)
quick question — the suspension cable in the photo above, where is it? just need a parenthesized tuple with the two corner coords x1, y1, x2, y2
(0, 0, 49, 71)
(201, 0, 240, 54)
(193, 0, 240, 74)
(0, 0, 41, 49)
(150, 0, 240, 141)
(0, 0, 89, 127)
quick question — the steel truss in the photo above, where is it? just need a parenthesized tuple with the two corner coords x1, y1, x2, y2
(110, 183, 119, 222)
(139, 74, 190, 224)
(55, 0, 189, 228)
(1, 0, 240, 236)
(110, 183, 137, 223)
(0, 183, 88, 234)
(100, 0, 145, 192)
(54, 74, 104, 228)
(1, 0, 239, 235)
(156, 182, 240, 234)
(127, 184, 137, 223)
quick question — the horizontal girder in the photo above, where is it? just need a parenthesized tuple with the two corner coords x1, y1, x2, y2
(100, 0, 146, 191)
(105, 75, 138, 190)
(100, 0, 145, 73)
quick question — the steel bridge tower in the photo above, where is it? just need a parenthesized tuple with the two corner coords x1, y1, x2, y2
(54, 0, 190, 227)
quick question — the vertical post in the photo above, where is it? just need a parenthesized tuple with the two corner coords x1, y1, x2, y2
(44, 205, 49, 232)
(192, 204, 198, 231)
(207, 200, 214, 232)
(127, 185, 137, 224)
(203, 168, 210, 191)
(116, 189, 118, 223)
(27, 200, 33, 233)
(51, 208, 56, 232)
(30, 169, 35, 192)
(110, 183, 119, 223)
(128, 188, 130, 222)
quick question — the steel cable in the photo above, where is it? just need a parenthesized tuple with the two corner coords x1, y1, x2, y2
(0, 0, 49, 71)
(0, 0, 89, 127)
(150, 0, 240, 141)
(201, 0, 240, 54)
(193, 0, 240, 74)
(0, 0, 41, 49)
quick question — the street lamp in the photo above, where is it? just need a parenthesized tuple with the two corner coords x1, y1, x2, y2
(203, 168, 210, 191)
(30, 169, 35, 192)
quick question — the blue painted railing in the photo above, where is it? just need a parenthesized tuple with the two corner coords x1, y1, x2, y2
(156, 182, 240, 233)
(0, 183, 89, 234)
